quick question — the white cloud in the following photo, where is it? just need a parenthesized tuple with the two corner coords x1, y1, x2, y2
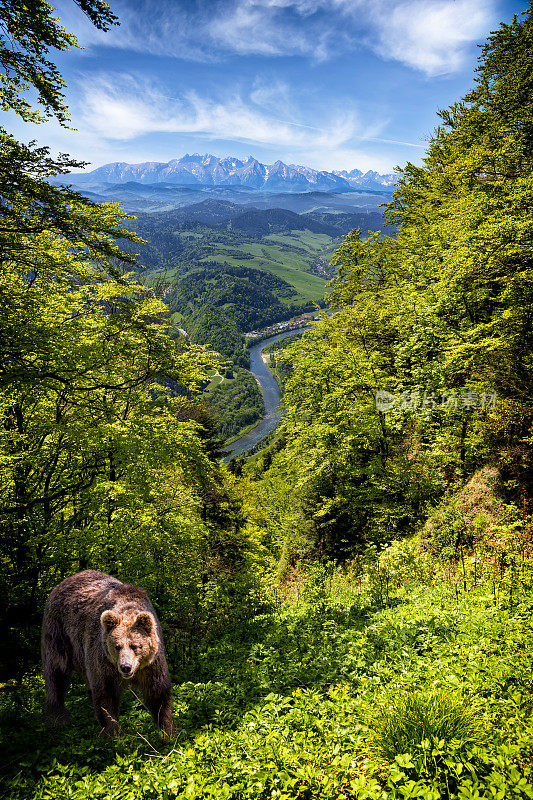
(250, 79, 292, 113)
(365, 0, 497, 76)
(79, 74, 367, 150)
(52, 0, 497, 75)
(52, 0, 216, 61)
(55, 73, 425, 172)
(207, 0, 335, 60)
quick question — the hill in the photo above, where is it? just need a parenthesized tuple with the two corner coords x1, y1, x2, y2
(4, 6, 533, 800)
(131, 200, 388, 237)
(169, 264, 315, 334)
(184, 303, 248, 366)
(54, 180, 392, 214)
(123, 215, 336, 305)
(228, 206, 388, 237)
(123, 203, 388, 300)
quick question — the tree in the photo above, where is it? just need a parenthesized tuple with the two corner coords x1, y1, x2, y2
(0, 1, 134, 269)
(388, 7, 533, 401)
(0, 1, 251, 678)
(0, 0, 117, 124)
(246, 7, 533, 562)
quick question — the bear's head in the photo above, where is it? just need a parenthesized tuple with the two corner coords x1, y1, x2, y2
(100, 610, 159, 679)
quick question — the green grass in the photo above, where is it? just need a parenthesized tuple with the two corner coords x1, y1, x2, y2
(367, 689, 485, 762)
(205, 373, 223, 391)
(3, 558, 533, 799)
(199, 253, 326, 301)
(141, 229, 333, 304)
(198, 241, 328, 302)
(264, 230, 339, 253)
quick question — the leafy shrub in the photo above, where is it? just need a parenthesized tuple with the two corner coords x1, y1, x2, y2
(367, 689, 485, 765)
(379, 539, 436, 585)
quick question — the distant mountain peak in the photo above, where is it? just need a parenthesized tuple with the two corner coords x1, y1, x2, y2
(68, 154, 396, 193)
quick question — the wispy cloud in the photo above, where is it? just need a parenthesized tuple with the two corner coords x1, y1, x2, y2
(54, 0, 497, 75)
(53, 0, 216, 62)
(79, 74, 371, 150)
(207, 0, 337, 60)
(69, 72, 424, 172)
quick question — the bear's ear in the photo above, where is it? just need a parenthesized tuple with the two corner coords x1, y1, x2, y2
(100, 610, 120, 633)
(134, 612, 154, 635)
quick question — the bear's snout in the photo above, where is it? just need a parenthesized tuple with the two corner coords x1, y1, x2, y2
(117, 650, 138, 678)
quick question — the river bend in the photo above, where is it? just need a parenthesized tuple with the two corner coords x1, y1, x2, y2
(223, 327, 309, 460)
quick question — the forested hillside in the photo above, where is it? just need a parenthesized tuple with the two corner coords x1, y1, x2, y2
(2, 3, 533, 800)
(0, 0, 246, 680)
(122, 208, 338, 273)
(171, 265, 317, 333)
(246, 12, 533, 564)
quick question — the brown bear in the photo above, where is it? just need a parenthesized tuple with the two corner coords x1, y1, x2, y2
(41, 570, 174, 737)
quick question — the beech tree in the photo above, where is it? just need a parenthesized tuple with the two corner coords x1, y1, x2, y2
(0, 0, 117, 124)
(247, 6, 533, 562)
(0, 2, 250, 677)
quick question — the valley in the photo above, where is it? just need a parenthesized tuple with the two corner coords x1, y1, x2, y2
(111, 195, 392, 444)
(223, 326, 309, 459)
(4, 5, 533, 800)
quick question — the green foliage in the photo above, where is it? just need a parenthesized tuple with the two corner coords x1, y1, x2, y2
(0, 0, 117, 125)
(130, 215, 330, 304)
(171, 265, 302, 334)
(245, 6, 533, 560)
(3, 568, 533, 799)
(261, 333, 303, 355)
(185, 303, 246, 363)
(131, 210, 333, 271)
(0, 211, 235, 672)
(208, 369, 264, 439)
(3, 6, 533, 800)
(367, 690, 484, 764)
(0, 0, 257, 681)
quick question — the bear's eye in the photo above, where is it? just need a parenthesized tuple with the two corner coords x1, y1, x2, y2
(130, 645, 138, 654)
(114, 643, 122, 651)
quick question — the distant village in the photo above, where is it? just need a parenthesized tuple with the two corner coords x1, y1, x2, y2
(244, 314, 317, 342)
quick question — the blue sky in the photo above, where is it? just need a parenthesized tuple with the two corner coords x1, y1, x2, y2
(3, 0, 528, 174)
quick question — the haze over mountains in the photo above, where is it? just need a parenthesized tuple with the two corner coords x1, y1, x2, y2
(68, 154, 396, 193)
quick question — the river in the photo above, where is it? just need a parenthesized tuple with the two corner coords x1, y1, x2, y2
(222, 327, 309, 460)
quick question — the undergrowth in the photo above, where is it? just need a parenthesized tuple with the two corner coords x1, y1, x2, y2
(2, 557, 533, 799)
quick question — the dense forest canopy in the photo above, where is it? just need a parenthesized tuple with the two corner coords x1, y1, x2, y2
(170, 264, 318, 335)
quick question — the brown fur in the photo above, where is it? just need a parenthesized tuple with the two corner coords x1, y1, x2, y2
(41, 570, 174, 737)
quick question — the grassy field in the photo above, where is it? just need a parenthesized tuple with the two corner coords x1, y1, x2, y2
(145, 227, 335, 304)
(264, 230, 339, 252)
(203, 367, 225, 392)
(198, 242, 327, 302)
(2, 547, 533, 799)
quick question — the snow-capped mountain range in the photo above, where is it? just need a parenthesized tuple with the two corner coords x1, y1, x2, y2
(69, 154, 396, 193)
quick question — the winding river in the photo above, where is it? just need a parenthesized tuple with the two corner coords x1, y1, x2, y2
(223, 327, 309, 460)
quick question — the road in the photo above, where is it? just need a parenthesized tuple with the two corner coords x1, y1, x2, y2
(222, 327, 309, 460)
